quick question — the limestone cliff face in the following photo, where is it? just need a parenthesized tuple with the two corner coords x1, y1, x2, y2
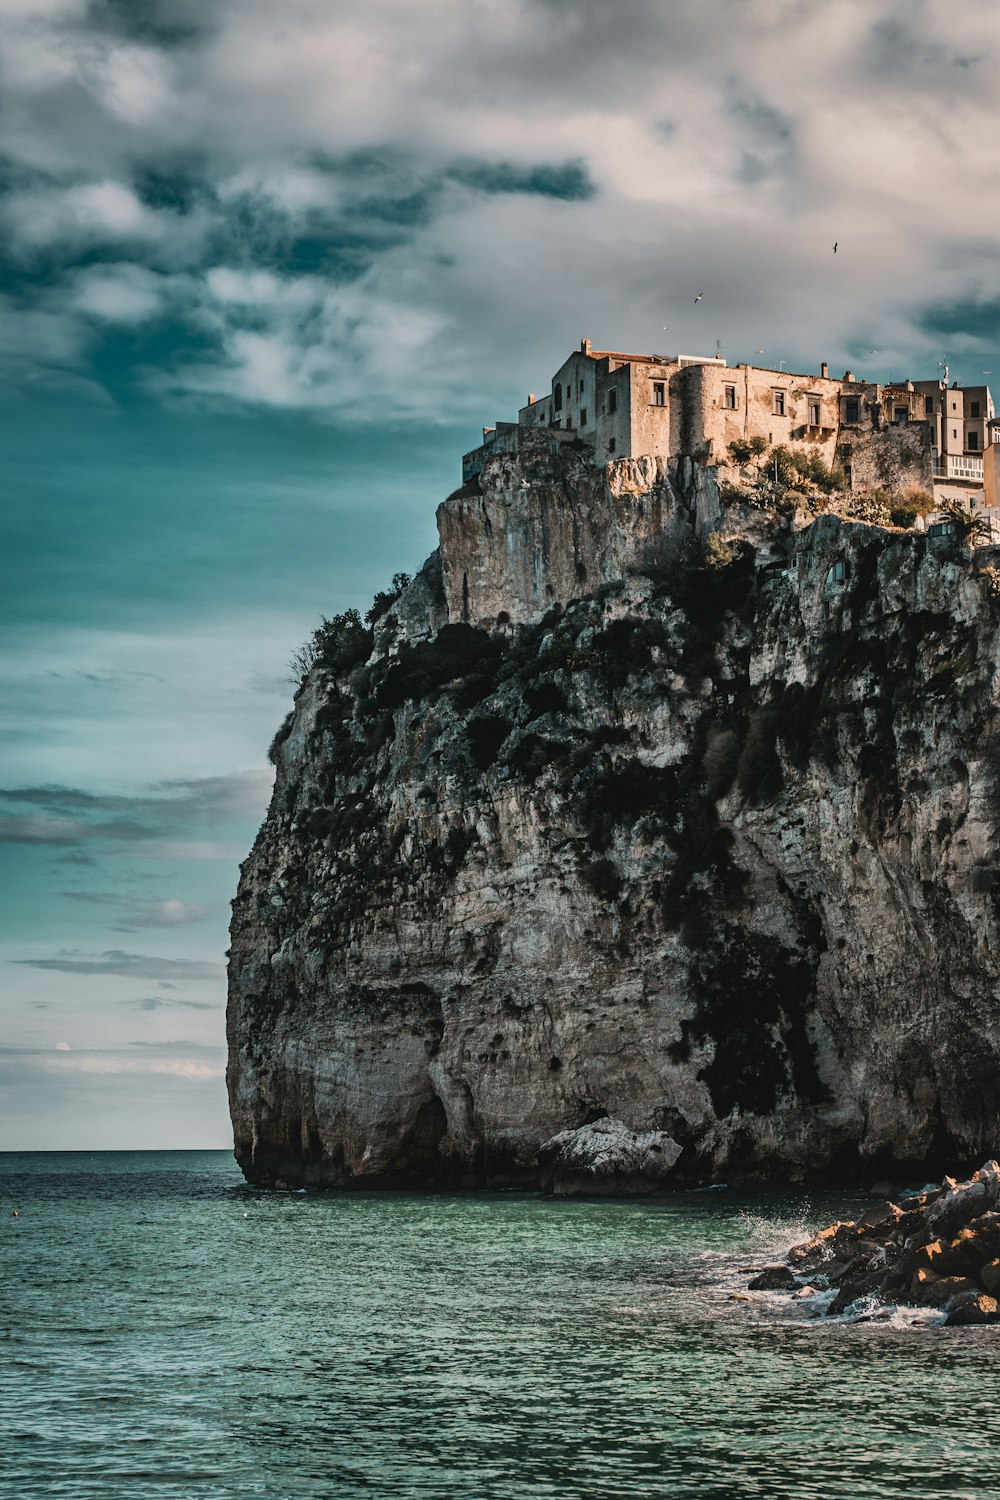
(227, 438, 1000, 1188)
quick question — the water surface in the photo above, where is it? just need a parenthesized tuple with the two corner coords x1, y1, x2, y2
(3, 1152, 999, 1498)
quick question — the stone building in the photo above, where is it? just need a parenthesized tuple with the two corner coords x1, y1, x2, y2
(462, 340, 995, 520)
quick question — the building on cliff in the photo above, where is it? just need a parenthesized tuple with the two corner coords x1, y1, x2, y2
(462, 340, 998, 525)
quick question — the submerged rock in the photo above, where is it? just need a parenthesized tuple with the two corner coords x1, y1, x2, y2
(755, 1161, 1000, 1323)
(537, 1117, 682, 1196)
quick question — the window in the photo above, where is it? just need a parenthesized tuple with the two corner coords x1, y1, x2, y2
(843, 398, 860, 423)
(843, 465, 853, 487)
(953, 429, 958, 439)
(925, 396, 934, 414)
(579, 380, 585, 395)
(565, 415, 573, 429)
(554, 383, 562, 411)
(772, 389, 786, 416)
(580, 408, 588, 427)
(607, 437, 616, 454)
(652, 381, 665, 406)
(724, 385, 737, 410)
(894, 407, 908, 424)
(607, 387, 618, 415)
(808, 398, 821, 425)
(929, 522, 956, 538)
(968, 432, 980, 450)
(971, 401, 981, 418)
(826, 559, 847, 586)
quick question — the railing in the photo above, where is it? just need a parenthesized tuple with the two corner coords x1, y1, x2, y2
(933, 456, 984, 480)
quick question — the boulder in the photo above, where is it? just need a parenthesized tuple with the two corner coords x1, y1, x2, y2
(537, 1118, 682, 1196)
(748, 1266, 799, 1291)
(981, 1259, 1000, 1296)
(914, 1275, 980, 1308)
(748, 1161, 1000, 1325)
(934, 1221, 1000, 1277)
(944, 1292, 1000, 1326)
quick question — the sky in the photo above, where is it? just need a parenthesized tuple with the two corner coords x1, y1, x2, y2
(3, 0, 1000, 1150)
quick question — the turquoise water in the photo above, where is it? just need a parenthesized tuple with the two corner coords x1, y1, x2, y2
(3, 1152, 1000, 1499)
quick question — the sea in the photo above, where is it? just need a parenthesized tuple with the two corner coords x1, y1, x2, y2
(3, 1151, 1000, 1500)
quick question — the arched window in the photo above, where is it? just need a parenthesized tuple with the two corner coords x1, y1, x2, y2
(554, 383, 563, 411)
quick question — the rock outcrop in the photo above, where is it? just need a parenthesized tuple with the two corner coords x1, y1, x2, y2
(228, 434, 1000, 1189)
(538, 1118, 683, 1196)
(750, 1162, 1000, 1324)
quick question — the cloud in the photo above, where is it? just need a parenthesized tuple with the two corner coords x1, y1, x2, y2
(0, 769, 273, 849)
(446, 158, 594, 201)
(2, 181, 211, 265)
(120, 899, 212, 928)
(11, 949, 224, 980)
(125, 996, 219, 1011)
(0, 0, 993, 414)
(0, 1047, 225, 1081)
(57, 890, 213, 928)
(70, 263, 169, 325)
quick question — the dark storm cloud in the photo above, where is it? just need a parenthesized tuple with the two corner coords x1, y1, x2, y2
(11, 949, 224, 980)
(446, 160, 594, 201)
(917, 298, 1000, 347)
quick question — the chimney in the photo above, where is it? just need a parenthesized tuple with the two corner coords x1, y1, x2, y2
(527, 394, 535, 405)
(580, 338, 592, 355)
(844, 371, 854, 383)
(821, 361, 829, 379)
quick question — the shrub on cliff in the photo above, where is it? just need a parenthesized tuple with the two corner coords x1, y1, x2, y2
(702, 728, 740, 799)
(366, 572, 412, 626)
(267, 711, 295, 764)
(703, 533, 736, 571)
(735, 706, 784, 805)
(889, 486, 934, 529)
(290, 610, 373, 683)
(580, 856, 623, 901)
(467, 714, 512, 771)
(376, 624, 504, 710)
(727, 435, 768, 467)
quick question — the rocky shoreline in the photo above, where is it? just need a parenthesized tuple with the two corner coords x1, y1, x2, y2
(746, 1162, 1000, 1325)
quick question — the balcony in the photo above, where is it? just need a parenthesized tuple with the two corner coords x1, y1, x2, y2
(933, 455, 984, 481)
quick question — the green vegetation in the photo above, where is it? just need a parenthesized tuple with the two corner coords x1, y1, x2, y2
(725, 440, 848, 509)
(290, 609, 373, 683)
(889, 486, 934, 529)
(366, 572, 412, 626)
(726, 435, 768, 467)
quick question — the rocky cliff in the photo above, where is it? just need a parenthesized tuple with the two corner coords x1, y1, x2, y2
(227, 435, 1000, 1188)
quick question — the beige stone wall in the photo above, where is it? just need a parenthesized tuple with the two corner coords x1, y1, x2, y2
(845, 421, 933, 493)
(681, 363, 844, 466)
(505, 343, 994, 505)
(985, 443, 1000, 510)
(627, 359, 677, 461)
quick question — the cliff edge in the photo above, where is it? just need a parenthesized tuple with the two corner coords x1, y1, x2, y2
(228, 436, 1000, 1188)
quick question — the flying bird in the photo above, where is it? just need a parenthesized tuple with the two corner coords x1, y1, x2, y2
(868, 349, 880, 356)
(694, 292, 704, 304)
(833, 242, 838, 253)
